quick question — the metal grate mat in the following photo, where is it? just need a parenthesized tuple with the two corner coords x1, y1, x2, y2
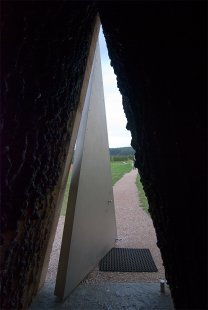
(99, 248, 158, 272)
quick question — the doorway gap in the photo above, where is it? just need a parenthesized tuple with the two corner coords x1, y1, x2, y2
(44, 24, 165, 290)
(32, 23, 173, 310)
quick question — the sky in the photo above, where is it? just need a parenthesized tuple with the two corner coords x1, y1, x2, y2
(99, 28, 132, 148)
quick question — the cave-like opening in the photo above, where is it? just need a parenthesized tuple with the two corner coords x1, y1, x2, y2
(31, 23, 173, 309)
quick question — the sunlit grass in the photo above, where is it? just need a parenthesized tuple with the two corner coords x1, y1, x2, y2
(111, 160, 133, 185)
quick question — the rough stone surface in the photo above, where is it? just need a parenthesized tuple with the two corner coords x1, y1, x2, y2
(31, 282, 174, 310)
(99, 2, 207, 309)
(1, 2, 97, 308)
(1, 2, 207, 310)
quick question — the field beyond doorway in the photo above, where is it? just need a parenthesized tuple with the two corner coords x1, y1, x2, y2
(111, 160, 132, 185)
(61, 157, 149, 215)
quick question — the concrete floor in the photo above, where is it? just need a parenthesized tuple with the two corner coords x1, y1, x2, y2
(31, 281, 174, 310)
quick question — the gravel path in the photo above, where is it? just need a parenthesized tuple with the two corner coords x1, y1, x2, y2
(46, 169, 165, 284)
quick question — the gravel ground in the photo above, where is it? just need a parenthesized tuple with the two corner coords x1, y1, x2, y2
(46, 169, 165, 285)
(46, 215, 65, 283)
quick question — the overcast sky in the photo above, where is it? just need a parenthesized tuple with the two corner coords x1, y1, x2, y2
(99, 28, 131, 148)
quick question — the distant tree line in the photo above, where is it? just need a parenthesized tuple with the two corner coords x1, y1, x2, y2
(109, 147, 135, 161)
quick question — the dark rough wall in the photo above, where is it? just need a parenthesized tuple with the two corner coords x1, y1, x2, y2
(99, 2, 207, 309)
(0, 2, 97, 308)
(1, 1, 207, 310)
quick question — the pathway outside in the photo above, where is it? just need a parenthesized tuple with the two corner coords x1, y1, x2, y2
(82, 169, 165, 284)
(31, 169, 174, 309)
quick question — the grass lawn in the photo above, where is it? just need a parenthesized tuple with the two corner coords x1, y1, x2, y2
(136, 174, 149, 214)
(111, 160, 133, 186)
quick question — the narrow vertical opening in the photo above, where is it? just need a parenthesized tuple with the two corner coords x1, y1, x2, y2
(32, 22, 173, 309)
(80, 26, 166, 285)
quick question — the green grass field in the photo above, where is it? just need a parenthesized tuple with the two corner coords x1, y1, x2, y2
(136, 174, 149, 214)
(111, 160, 132, 185)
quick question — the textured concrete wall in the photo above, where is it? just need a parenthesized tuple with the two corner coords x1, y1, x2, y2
(1, 2, 97, 308)
(1, 1, 207, 310)
(99, 2, 207, 309)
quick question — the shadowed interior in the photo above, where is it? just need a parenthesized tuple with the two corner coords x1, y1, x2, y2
(1, 2, 207, 309)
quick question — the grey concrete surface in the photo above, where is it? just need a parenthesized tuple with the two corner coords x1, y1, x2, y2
(31, 282, 174, 309)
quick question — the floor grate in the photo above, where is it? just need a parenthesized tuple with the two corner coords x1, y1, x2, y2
(99, 248, 158, 272)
